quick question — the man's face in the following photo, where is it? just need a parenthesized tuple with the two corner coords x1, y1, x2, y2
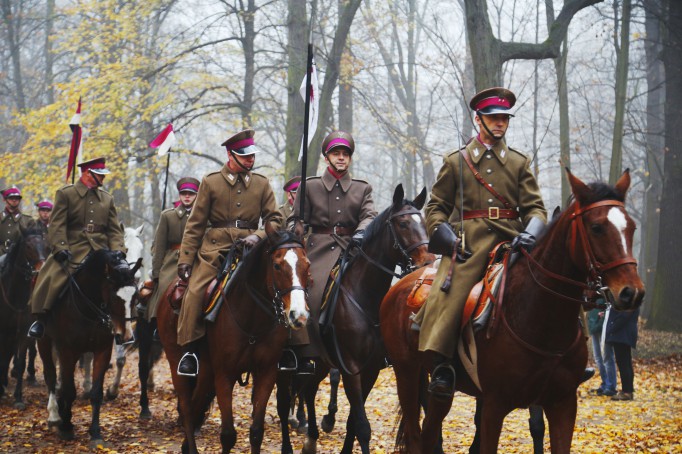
(325, 148, 352, 172)
(476, 113, 510, 142)
(4, 196, 21, 211)
(179, 191, 197, 207)
(227, 152, 256, 172)
(38, 209, 51, 222)
(286, 190, 297, 206)
(82, 171, 107, 187)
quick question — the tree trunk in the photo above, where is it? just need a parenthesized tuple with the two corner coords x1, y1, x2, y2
(1, 0, 26, 111)
(241, 0, 256, 127)
(609, 0, 632, 185)
(45, 0, 55, 105)
(338, 0, 353, 133)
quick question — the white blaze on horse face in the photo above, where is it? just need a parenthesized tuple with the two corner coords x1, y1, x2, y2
(284, 249, 309, 327)
(607, 207, 629, 254)
(116, 285, 136, 341)
(411, 214, 421, 224)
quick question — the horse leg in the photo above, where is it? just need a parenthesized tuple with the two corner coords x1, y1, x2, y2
(37, 338, 60, 427)
(320, 368, 340, 433)
(393, 363, 425, 454)
(27, 340, 37, 384)
(477, 398, 508, 454)
(56, 350, 79, 440)
(106, 343, 126, 400)
(88, 347, 114, 445)
(80, 352, 93, 399)
(214, 374, 237, 453)
(302, 373, 323, 454)
(469, 398, 482, 454)
(421, 391, 453, 453)
(12, 336, 29, 410)
(295, 394, 308, 434)
(137, 318, 153, 419)
(276, 373, 295, 454)
(543, 395, 577, 454)
(250, 368, 278, 453)
(529, 405, 545, 454)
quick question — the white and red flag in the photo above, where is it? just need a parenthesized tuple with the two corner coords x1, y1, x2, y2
(66, 97, 82, 182)
(298, 58, 319, 161)
(149, 123, 176, 156)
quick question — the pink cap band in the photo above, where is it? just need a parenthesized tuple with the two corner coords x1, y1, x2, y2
(3, 187, 21, 197)
(37, 201, 53, 210)
(326, 138, 351, 152)
(178, 182, 199, 192)
(474, 96, 511, 111)
(228, 137, 255, 150)
(284, 181, 300, 192)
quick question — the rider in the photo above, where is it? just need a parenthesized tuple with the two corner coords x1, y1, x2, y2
(0, 186, 36, 260)
(279, 176, 301, 221)
(176, 129, 282, 377)
(35, 199, 54, 237)
(283, 130, 377, 374)
(28, 157, 128, 339)
(415, 87, 547, 398)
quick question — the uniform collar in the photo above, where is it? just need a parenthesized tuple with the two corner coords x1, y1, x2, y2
(221, 165, 252, 188)
(322, 168, 352, 192)
(2, 208, 22, 221)
(468, 136, 509, 165)
(175, 205, 189, 218)
(74, 179, 102, 200)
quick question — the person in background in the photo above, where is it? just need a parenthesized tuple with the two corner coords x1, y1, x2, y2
(1, 186, 36, 258)
(605, 306, 640, 401)
(35, 199, 54, 237)
(588, 303, 616, 396)
(279, 176, 301, 221)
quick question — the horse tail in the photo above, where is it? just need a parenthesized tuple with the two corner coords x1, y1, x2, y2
(393, 404, 407, 453)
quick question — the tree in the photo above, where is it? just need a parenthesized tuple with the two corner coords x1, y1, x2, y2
(609, 0, 632, 185)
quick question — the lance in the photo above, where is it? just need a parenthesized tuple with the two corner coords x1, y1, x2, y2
(162, 153, 171, 211)
(298, 1, 317, 222)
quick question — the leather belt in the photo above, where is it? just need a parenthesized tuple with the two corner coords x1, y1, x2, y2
(210, 219, 258, 230)
(311, 225, 354, 236)
(169, 243, 181, 251)
(463, 208, 519, 220)
(72, 223, 106, 233)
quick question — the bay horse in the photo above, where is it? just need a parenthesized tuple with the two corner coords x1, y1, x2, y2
(37, 249, 141, 445)
(277, 184, 432, 454)
(0, 227, 46, 409)
(380, 170, 645, 453)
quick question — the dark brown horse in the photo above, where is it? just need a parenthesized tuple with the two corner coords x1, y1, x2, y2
(37, 249, 140, 445)
(277, 184, 431, 454)
(0, 227, 46, 409)
(381, 170, 645, 453)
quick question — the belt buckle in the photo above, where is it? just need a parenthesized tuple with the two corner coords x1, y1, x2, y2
(85, 223, 95, 233)
(488, 207, 500, 220)
(234, 220, 240, 228)
(333, 225, 339, 235)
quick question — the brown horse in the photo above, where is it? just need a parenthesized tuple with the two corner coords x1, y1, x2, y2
(0, 227, 46, 409)
(380, 170, 645, 453)
(277, 184, 432, 454)
(37, 249, 140, 445)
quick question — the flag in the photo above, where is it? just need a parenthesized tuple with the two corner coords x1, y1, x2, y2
(149, 123, 176, 156)
(298, 58, 319, 161)
(66, 97, 82, 182)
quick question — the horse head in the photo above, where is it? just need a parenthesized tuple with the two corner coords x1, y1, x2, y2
(123, 225, 144, 279)
(3, 227, 47, 284)
(566, 169, 644, 311)
(265, 222, 310, 329)
(101, 249, 139, 345)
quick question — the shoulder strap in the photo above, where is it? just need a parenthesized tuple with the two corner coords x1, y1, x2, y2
(460, 149, 513, 209)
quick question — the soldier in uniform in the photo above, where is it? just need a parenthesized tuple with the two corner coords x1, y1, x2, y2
(0, 186, 36, 261)
(28, 158, 127, 338)
(415, 88, 547, 398)
(283, 130, 377, 374)
(279, 176, 301, 220)
(176, 129, 282, 376)
(145, 177, 199, 324)
(35, 199, 54, 237)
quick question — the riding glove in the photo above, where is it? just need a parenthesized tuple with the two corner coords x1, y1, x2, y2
(112, 250, 127, 261)
(511, 217, 545, 253)
(178, 263, 192, 281)
(351, 230, 365, 247)
(54, 249, 72, 263)
(241, 234, 260, 249)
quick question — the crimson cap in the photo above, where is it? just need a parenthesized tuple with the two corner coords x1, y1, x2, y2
(78, 157, 110, 175)
(322, 131, 355, 156)
(1, 185, 22, 199)
(36, 199, 54, 210)
(221, 129, 260, 156)
(283, 176, 301, 193)
(470, 87, 516, 116)
(177, 177, 200, 194)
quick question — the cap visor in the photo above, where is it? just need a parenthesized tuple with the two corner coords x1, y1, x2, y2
(90, 168, 111, 175)
(232, 145, 260, 155)
(478, 107, 514, 116)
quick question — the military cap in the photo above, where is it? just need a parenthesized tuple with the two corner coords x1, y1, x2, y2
(78, 157, 110, 175)
(1, 185, 22, 199)
(36, 199, 54, 210)
(283, 176, 301, 193)
(322, 130, 355, 156)
(470, 87, 516, 116)
(221, 129, 260, 155)
(177, 177, 200, 193)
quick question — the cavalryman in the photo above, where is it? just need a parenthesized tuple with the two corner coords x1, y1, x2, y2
(176, 129, 283, 376)
(0, 186, 36, 257)
(279, 176, 301, 221)
(145, 177, 199, 323)
(284, 130, 377, 373)
(28, 158, 127, 338)
(415, 88, 547, 398)
(35, 199, 54, 237)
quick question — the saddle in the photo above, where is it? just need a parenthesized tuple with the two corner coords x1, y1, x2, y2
(203, 244, 242, 321)
(406, 264, 437, 309)
(167, 278, 187, 313)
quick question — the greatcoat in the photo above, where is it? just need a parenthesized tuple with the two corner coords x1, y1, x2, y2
(289, 169, 377, 354)
(176, 165, 282, 346)
(30, 180, 126, 314)
(417, 137, 546, 358)
(146, 205, 191, 321)
(0, 209, 36, 255)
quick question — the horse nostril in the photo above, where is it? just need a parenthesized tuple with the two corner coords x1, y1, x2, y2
(619, 287, 635, 306)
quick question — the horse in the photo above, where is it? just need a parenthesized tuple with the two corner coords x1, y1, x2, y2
(0, 227, 47, 409)
(276, 183, 432, 454)
(380, 170, 645, 453)
(36, 248, 141, 445)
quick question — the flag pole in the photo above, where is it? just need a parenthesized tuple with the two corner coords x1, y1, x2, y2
(162, 151, 171, 211)
(298, 1, 316, 220)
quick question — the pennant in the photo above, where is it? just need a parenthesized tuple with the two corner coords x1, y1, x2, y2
(66, 97, 82, 182)
(149, 123, 176, 156)
(298, 58, 319, 161)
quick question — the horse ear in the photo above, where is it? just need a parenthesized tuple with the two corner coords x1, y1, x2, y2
(614, 168, 631, 200)
(393, 184, 405, 207)
(135, 225, 144, 236)
(413, 187, 427, 210)
(566, 168, 591, 205)
(551, 206, 561, 221)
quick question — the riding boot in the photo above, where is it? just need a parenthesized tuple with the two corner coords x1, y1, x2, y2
(580, 367, 595, 384)
(297, 357, 315, 376)
(177, 341, 199, 377)
(429, 353, 456, 399)
(27, 314, 46, 339)
(278, 348, 297, 372)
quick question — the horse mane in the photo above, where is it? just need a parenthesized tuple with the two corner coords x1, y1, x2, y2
(363, 197, 415, 245)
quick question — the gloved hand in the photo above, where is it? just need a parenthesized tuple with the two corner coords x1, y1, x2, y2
(112, 250, 127, 261)
(54, 249, 72, 263)
(511, 217, 545, 254)
(178, 263, 192, 281)
(351, 230, 364, 247)
(241, 234, 260, 248)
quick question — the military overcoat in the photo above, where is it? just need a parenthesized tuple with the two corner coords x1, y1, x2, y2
(177, 165, 282, 345)
(417, 137, 546, 358)
(146, 205, 191, 321)
(289, 169, 377, 351)
(30, 180, 126, 314)
(0, 210, 36, 255)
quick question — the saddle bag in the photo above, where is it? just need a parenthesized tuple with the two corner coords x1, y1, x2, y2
(406, 265, 437, 309)
(137, 279, 155, 306)
(168, 278, 188, 312)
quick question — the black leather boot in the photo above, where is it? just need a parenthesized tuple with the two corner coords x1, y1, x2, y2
(28, 315, 45, 339)
(581, 367, 595, 384)
(177, 342, 199, 377)
(429, 353, 456, 399)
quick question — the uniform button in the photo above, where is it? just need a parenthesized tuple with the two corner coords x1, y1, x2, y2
(489, 183, 494, 187)
(212, 240, 216, 244)
(335, 183, 339, 187)
(237, 203, 241, 207)
(237, 190, 242, 194)
(90, 210, 94, 213)
(90, 201, 93, 204)
(336, 196, 340, 200)
(488, 199, 493, 203)
(337, 209, 341, 213)
(488, 228, 493, 232)
(486, 154, 492, 159)
(331, 246, 335, 250)
(486, 169, 492, 174)
(89, 220, 93, 222)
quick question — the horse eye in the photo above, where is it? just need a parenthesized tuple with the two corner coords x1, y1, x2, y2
(590, 224, 604, 235)
(273, 263, 281, 271)
(399, 221, 409, 228)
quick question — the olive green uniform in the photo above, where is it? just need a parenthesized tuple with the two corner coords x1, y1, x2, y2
(146, 205, 191, 321)
(418, 138, 546, 358)
(177, 166, 282, 346)
(30, 180, 126, 314)
(289, 170, 377, 352)
(0, 210, 36, 255)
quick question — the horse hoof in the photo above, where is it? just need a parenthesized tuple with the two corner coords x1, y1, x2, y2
(13, 401, 26, 411)
(105, 389, 118, 401)
(58, 428, 75, 441)
(288, 416, 299, 429)
(301, 438, 317, 454)
(47, 419, 61, 428)
(296, 422, 308, 435)
(321, 416, 335, 433)
(139, 409, 152, 420)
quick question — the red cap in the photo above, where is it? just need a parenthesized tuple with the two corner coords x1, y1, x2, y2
(78, 157, 110, 175)
(36, 199, 54, 210)
(1, 186, 22, 199)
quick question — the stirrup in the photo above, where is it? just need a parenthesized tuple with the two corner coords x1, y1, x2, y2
(177, 352, 199, 377)
(428, 363, 456, 399)
(278, 348, 298, 372)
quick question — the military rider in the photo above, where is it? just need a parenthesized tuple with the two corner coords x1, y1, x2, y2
(279, 176, 301, 221)
(415, 88, 547, 398)
(35, 199, 54, 237)
(0, 186, 36, 261)
(176, 129, 282, 377)
(28, 157, 128, 338)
